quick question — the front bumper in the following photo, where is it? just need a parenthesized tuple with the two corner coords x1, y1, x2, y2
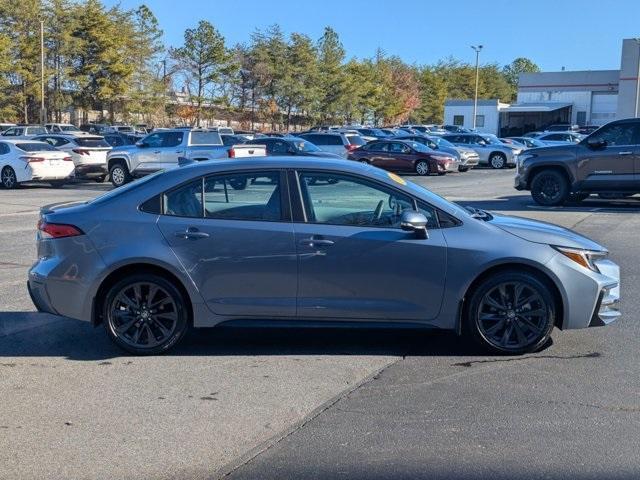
(546, 254, 621, 330)
(462, 155, 480, 167)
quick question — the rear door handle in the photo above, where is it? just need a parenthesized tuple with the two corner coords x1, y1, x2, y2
(174, 228, 209, 240)
(299, 238, 334, 247)
(619, 151, 633, 155)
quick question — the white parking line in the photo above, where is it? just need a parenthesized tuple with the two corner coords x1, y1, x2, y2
(0, 210, 40, 217)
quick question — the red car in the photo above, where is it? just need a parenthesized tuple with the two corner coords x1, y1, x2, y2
(347, 139, 457, 176)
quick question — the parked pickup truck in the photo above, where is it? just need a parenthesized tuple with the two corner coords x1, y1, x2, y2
(107, 129, 265, 187)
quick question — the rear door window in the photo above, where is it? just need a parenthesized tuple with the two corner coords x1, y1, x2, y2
(204, 172, 283, 221)
(75, 137, 111, 148)
(162, 132, 184, 148)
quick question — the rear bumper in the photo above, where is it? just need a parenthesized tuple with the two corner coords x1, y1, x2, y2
(74, 163, 107, 178)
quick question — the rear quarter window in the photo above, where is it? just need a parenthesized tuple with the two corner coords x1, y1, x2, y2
(190, 131, 222, 145)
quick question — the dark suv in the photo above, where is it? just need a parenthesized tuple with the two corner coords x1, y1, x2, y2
(515, 118, 640, 206)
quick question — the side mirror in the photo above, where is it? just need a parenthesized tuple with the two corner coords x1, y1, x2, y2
(136, 141, 148, 148)
(587, 137, 606, 149)
(400, 210, 429, 239)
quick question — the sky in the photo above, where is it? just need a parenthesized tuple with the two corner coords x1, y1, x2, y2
(105, 0, 640, 71)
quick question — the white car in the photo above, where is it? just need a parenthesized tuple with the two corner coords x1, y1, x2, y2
(535, 132, 584, 145)
(33, 133, 112, 182)
(1, 125, 48, 138)
(45, 123, 82, 134)
(0, 139, 74, 189)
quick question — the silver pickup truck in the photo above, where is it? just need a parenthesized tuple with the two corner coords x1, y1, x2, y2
(107, 129, 265, 187)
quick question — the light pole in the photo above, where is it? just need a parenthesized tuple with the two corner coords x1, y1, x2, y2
(40, 19, 46, 125)
(471, 45, 483, 130)
(634, 38, 640, 118)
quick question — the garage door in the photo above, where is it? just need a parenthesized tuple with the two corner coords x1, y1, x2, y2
(590, 93, 617, 125)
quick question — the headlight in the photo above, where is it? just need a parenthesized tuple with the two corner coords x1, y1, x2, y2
(553, 246, 608, 272)
(432, 155, 453, 162)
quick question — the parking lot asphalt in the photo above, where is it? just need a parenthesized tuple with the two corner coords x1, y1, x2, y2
(2, 169, 640, 479)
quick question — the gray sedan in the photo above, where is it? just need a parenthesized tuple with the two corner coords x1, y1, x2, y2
(28, 158, 620, 355)
(442, 133, 522, 169)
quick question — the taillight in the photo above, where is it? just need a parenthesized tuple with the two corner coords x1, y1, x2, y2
(19, 156, 45, 163)
(72, 149, 90, 155)
(228, 148, 236, 158)
(63, 156, 73, 161)
(37, 220, 84, 239)
(346, 144, 358, 152)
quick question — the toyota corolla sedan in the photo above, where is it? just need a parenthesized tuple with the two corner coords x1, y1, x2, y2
(28, 158, 621, 355)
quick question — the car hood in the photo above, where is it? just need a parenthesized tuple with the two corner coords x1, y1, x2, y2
(487, 213, 605, 251)
(525, 144, 579, 158)
(303, 151, 343, 158)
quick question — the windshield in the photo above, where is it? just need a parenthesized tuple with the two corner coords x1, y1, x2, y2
(481, 134, 503, 145)
(408, 141, 430, 153)
(429, 136, 454, 148)
(76, 137, 111, 148)
(16, 142, 57, 152)
(292, 139, 321, 152)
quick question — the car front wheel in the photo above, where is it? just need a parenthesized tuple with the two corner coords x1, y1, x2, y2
(465, 271, 556, 354)
(489, 153, 506, 169)
(530, 170, 569, 206)
(104, 274, 190, 355)
(109, 162, 131, 187)
(415, 160, 430, 176)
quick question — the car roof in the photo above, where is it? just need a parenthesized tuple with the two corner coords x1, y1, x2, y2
(0, 138, 48, 144)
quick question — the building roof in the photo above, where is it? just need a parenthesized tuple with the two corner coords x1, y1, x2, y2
(501, 102, 573, 113)
(444, 99, 502, 107)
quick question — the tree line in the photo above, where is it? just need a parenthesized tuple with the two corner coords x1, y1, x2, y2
(0, 0, 540, 128)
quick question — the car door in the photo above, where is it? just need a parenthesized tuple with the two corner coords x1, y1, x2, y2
(365, 142, 390, 167)
(292, 170, 447, 321)
(156, 170, 297, 317)
(135, 132, 166, 172)
(576, 122, 640, 190)
(160, 131, 185, 167)
(385, 142, 415, 171)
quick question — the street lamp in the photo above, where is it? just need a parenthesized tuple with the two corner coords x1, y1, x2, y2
(634, 38, 640, 118)
(471, 45, 483, 130)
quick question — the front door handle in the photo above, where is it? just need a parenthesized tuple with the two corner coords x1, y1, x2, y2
(299, 237, 334, 247)
(174, 228, 209, 240)
(153, 150, 161, 154)
(619, 151, 633, 155)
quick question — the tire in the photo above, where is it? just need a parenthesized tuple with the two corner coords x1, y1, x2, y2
(459, 166, 469, 172)
(94, 175, 107, 183)
(358, 159, 369, 164)
(489, 153, 507, 169)
(1, 166, 18, 189)
(49, 180, 66, 188)
(415, 160, 430, 176)
(464, 271, 556, 355)
(530, 169, 569, 206)
(103, 274, 190, 355)
(109, 161, 132, 188)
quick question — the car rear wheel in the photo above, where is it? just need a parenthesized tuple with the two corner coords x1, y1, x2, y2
(109, 162, 131, 187)
(104, 274, 189, 355)
(530, 170, 569, 206)
(458, 166, 469, 172)
(1, 166, 17, 189)
(49, 180, 66, 188)
(465, 271, 556, 354)
(415, 160, 430, 176)
(489, 153, 506, 169)
(94, 175, 106, 183)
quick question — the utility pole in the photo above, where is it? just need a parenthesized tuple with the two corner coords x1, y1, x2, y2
(471, 45, 483, 130)
(635, 38, 640, 118)
(40, 19, 45, 125)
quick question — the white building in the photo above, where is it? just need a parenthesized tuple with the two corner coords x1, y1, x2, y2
(443, 38, 640, 136)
